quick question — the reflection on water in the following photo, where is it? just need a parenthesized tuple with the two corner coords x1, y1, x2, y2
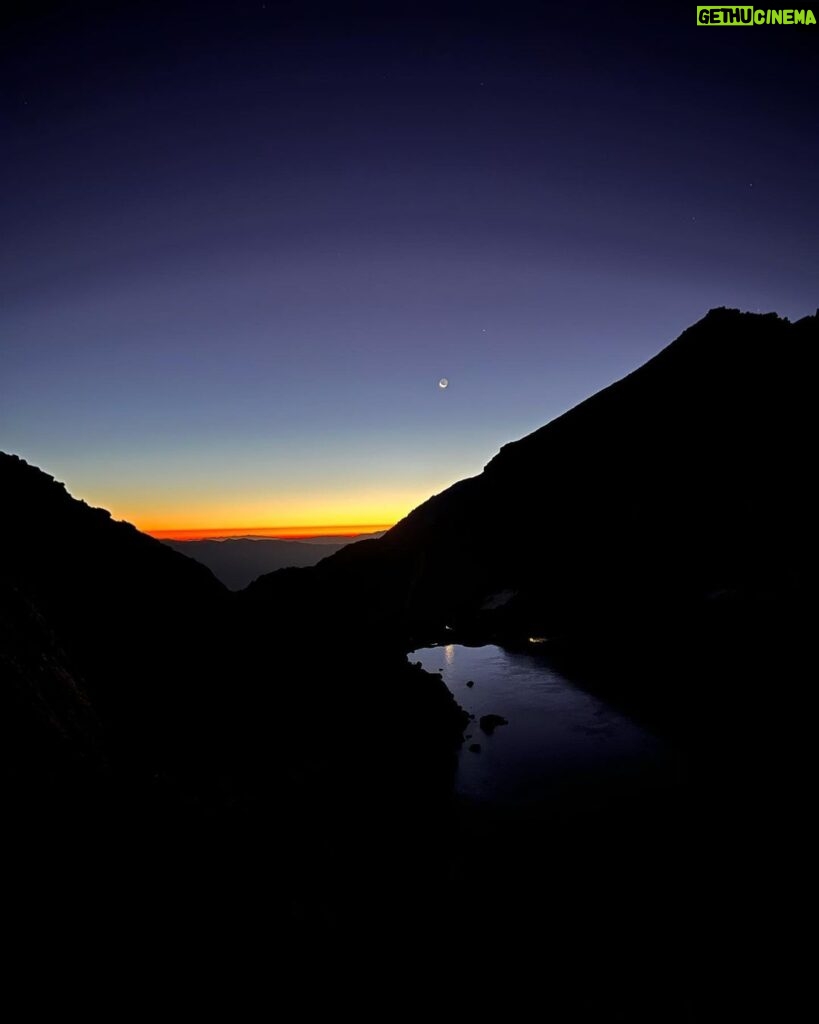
(413, 643, 682, 806)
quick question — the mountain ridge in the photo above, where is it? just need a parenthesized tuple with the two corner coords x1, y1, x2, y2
(245, 307, 815, 664)
(162, 535, 377, 589)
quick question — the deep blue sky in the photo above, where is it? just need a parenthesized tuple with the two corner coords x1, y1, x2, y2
(2, 1, 817, 531)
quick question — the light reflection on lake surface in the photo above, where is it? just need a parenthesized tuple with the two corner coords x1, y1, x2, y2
(412, 643, 682, 806)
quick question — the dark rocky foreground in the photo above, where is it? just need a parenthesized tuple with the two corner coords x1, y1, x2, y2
(0, 452, 468, 971)
(2, 309, 814, 1013)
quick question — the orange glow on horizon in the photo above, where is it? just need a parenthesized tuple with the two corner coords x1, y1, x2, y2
(147, 523, 394, 541)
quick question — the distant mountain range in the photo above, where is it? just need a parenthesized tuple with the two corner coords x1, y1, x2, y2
(162, 534, 383, 590)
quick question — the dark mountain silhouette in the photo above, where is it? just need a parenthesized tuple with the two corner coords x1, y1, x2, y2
(0, 451, 466, 948)
(245, 308, 814, 691)
(0, 454, 227, 779)
(162, 536, 358, 589)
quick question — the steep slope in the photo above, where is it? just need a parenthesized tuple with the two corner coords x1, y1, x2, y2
(0, 452, 467, 939)
(0, 453, 231, 784)
(245, 308, 815, 672)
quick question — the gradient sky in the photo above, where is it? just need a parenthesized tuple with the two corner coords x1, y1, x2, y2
(2, 2, 817, 534)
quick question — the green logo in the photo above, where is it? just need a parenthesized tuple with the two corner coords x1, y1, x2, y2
(697, 6, 817, 23)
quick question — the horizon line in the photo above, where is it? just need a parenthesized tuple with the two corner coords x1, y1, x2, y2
(146, 524, 395, 541)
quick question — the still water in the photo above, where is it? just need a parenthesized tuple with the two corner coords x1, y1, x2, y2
(413, 643, 682, 807)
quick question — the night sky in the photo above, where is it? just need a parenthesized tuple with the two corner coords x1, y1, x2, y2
(2, 2, 817, 535)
